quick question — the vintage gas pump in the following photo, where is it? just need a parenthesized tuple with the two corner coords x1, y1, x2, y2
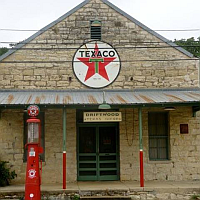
(25, 105, 43, 200)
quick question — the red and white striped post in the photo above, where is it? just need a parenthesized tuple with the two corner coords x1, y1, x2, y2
(139, 107, 144, 187)
(63, 108, 66, 189)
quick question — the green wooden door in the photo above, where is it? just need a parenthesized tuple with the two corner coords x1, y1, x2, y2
(77, 124, 119, 181)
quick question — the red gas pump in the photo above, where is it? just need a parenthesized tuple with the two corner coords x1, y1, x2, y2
(25, 105, 43, 200)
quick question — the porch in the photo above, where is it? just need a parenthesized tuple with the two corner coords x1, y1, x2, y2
(1, 88, 200, 198)
(1, 181, 200, 199)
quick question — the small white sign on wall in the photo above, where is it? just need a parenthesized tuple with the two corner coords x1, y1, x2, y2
(83, 112, 122, 122)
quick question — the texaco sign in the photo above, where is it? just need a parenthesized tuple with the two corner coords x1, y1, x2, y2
(73, 41, 121, 88)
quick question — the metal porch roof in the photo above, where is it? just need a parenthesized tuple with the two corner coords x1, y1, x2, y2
(0, 88, 200, 107)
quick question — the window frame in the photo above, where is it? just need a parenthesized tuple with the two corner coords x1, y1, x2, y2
(148, 112, 170, 161)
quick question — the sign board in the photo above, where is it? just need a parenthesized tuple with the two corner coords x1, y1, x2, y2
(73, 41, 121, 88)
(84, 112, 122, 122)
(27, 105, 40, 117)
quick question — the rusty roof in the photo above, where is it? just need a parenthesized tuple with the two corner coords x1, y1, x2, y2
(0, 88, 200, 107)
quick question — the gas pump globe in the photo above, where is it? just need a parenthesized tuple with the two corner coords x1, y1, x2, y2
(25, 105, 43, 200)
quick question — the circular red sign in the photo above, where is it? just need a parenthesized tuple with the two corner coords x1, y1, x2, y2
(73, 41, 121, 88)
(27, 105, 40, 117)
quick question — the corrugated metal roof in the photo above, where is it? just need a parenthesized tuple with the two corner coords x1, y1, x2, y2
(0, 88, 200, 107)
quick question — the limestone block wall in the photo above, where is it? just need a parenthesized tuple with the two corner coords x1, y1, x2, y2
(0, 110, 25, 184)
(0, 0, 198, 90)
(44, 109, 77, 183)
(169, 108, 200, 180)
(0, 107, 200, 184)
(119, 108, 139, 181)
(119, 107, 200, 181)
(0, 109, 76, 184)
(43, 109, 63, 184)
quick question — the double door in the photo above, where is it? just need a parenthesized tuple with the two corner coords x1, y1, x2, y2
(77, 124, 119, 181)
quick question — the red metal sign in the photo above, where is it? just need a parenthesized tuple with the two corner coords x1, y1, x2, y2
(27, 105, 40, 117)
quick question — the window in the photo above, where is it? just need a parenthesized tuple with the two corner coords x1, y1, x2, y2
(91, 20, 101, 40)
(148, 112, 169, 160)
(23, 112, 45, 162)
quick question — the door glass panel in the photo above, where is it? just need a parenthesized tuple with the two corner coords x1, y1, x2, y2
(79, 156, 96, 161)
(99, 155, 116, 161)
(99, 127, 116, 153)
(79, 127, 96, 153)
(100, 171, 117, 175)
(80, 163, 96, 168)
(100, 163, 116, 168)
(79, 171, 96, 176)
(78, 125, 119, 181)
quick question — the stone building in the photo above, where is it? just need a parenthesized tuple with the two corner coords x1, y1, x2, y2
(0, 0, 200, 186)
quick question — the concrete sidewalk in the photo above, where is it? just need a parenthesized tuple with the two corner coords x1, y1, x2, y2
(1, 180, 200, 192)
(1, 181, 200, 199)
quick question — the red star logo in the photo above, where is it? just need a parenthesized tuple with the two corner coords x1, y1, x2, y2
(77, 43, 116, 82)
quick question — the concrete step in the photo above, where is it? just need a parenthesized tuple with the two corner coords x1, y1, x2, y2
(80, 196, 131, 200)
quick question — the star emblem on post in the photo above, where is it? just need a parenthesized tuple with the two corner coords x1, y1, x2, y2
(77, 43, 116, 82)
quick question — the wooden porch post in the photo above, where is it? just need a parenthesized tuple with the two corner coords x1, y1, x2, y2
(139, 107, 144, 187)
(63, 108, 66, 189)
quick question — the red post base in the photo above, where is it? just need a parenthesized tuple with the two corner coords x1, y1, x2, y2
(25, 184, 41, 200)
(25, 144, 41, 200)
(63, 152, 66, 189)
(140, 150, 144, 187)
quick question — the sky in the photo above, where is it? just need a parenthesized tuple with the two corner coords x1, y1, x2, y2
(0, 0, 200, 48)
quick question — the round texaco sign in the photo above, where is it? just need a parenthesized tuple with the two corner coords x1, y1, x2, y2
(73, 41, 121, 88)
(27, 105, 40, 117)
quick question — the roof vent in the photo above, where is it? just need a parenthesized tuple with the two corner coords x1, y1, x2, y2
(91, 20, 101, 40)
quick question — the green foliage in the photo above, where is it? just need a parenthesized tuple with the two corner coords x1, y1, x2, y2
(0, 47, 8, 56)
(174, 37, 200, 58)
(0, 161, 17, 187)
(72, 194, 80, 200)
(190, 194, 200, 200)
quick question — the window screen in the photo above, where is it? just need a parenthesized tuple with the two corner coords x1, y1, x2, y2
(148, 112, 169, 160)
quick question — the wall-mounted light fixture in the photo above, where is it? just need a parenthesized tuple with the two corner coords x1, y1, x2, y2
(98, 91, 111, 110)
(164, 107, 176, 111)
